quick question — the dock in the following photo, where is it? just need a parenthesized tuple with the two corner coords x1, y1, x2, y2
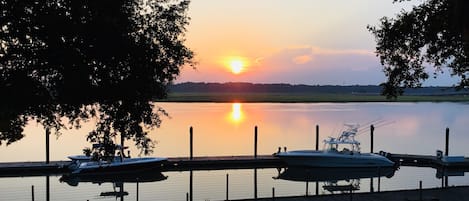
(1, 153, 469, 177)
(388, 153, 469, 169)
(228, 186, 469, 201)
(0, 155, 285, 176)
(163, 155, 285, 171)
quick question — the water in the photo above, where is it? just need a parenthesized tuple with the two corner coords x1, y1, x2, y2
(1, 102, 468, 201)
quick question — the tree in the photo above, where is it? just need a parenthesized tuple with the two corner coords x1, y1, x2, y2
(0, 0, 193, 155)
(368, 0, 469, 98)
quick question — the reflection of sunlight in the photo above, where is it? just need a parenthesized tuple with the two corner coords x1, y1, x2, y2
(230, 103, 244, 123)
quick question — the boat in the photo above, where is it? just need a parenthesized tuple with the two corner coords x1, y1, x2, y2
(67, 143, 167, 175)
(274, 124, 394, 168)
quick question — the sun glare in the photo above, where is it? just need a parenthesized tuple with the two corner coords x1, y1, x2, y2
(229, 60, 244, 74)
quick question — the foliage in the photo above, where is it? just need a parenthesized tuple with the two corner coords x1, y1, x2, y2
(0, 0, 193, 155)
(368, 0, 469, 98)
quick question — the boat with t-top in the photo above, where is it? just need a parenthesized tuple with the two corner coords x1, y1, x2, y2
(67, 143, 167, 175)
(275, 124, 394, 168)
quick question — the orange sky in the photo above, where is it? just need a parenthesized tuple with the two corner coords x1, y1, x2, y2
(177, 0, 458, 86)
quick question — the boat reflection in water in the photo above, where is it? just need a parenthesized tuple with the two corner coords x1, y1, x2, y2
(275, 167, 396, 194)
(60, 169, 167, 199)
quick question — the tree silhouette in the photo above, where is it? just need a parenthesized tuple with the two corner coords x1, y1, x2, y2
(368, 0, 469, 98)
(0, 0, 193, 155)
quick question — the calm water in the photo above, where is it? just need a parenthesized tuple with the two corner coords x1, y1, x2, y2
(1, 102, 469, 201)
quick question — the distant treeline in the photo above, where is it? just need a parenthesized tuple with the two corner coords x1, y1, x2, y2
(169, 82, 469, 96)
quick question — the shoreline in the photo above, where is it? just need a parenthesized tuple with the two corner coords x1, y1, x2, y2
(159, 92, 469, 103)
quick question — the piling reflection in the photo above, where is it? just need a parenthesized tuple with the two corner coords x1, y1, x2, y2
(275, 167, 396, 193)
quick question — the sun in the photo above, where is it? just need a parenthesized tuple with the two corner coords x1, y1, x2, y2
(229, 60, 244, 74)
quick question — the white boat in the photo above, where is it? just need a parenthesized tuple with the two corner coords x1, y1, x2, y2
(275, 124, 394, 168)
(68, 144, 167, 175)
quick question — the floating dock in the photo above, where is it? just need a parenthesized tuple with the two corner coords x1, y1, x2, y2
(0, 155, 285, 176)
(1, 153, 469, 177)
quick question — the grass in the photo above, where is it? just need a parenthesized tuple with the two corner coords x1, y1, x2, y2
(159, 92, 469, 103)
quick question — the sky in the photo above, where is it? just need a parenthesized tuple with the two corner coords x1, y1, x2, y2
(177, 0, 458, 86)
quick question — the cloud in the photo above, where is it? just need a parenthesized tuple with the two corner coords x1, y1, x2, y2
(292, 55, 313, 64)
(252, 45, 384, 85)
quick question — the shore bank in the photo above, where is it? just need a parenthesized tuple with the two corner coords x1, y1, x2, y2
(161, 92, 469, 103)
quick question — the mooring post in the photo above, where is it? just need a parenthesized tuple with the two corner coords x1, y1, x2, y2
(419, 180, 422, 201)
(45, 128, 50, 164)
(315, 125, 319, 151)
(306, 182, 309, 196)
(226, 174, 229, 201)
(136, 181, 139, 201)
(46, 175, 50, 201)
(378, 167, 381, 192)
(445, 175, 449, 188)
(186, 192, 189, 201)
(254, 168, 258, 200)
(189, 171, 193, 201)
(31, 185, 34, 201)
(445, 127, 449, 156)
(272, 187, 275, 200)
(254, 126, 258, 158)
(190, 126, 193, 160)
(370, 124, 374, 153)
(120, 133, 125, 150)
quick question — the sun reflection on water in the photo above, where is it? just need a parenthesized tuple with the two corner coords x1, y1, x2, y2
(230, 103, 244, 123)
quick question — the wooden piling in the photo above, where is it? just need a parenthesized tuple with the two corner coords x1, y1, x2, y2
(254, 168, 258, 200)
(120, 133, 125, 152)
(305, 182, 309, 196)
(370, 125, 374, 153)
(272, 187, 275, 200)
(189, 171, 193, 201)
(419, 180, 422, 201)
(31, 185, 34, 201)
(315, 125, 319, 151)
(445, 127, 449, 156)
(46, 175, 50, 201)
(254, 126, 258, 158)
(378, 167, 381, 192)
(226, 174, 229, 201)
(136, 181, 139, 201)
(190, 127, 193, 160)
(445, 175, 449, 188)
(316, 182, 319, 195)
(45, 128, 50, 164)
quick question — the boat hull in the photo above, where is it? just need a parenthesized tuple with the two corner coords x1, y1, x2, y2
(276, 150, 394, 168)
(71, 157, 167, 175)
